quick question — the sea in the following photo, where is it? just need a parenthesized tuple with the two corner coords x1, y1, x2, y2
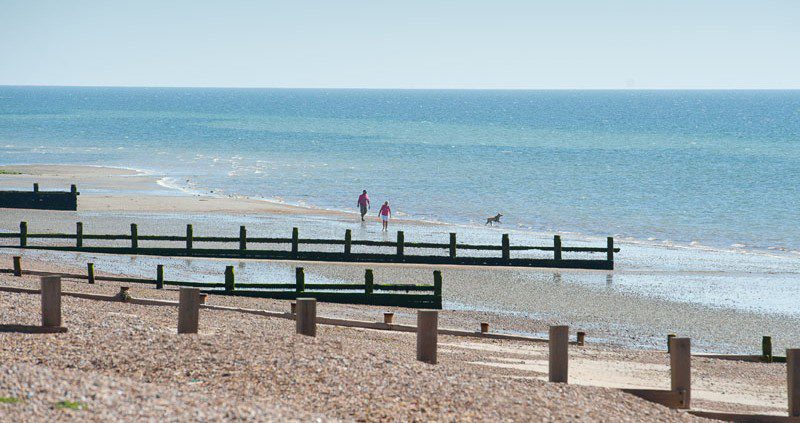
(1, 86, 799, 256)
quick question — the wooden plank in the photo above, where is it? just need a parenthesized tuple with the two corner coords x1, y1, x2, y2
(40, 275, 62, 328)
(670, 337, 691, 409)
(177, 288, 200, 334)
(549, 325, 569, 383)
(296, 298, 316, 337)
(416, 310, 438, 364)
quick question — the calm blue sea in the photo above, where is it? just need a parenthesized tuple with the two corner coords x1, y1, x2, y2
(1, 86, 799, 253)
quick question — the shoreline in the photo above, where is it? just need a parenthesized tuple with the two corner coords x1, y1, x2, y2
(2, 163, 799, 260)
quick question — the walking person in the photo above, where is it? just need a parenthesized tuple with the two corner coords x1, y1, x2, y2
(357, 190, 370, 221)
(378, 201, 391, 231)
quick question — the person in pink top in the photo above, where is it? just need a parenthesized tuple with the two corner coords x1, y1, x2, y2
(356, 190, 370, 221)
(378, 201, 391, 231)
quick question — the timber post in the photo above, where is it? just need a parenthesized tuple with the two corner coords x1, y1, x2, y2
(416, 310, 438, 364)
(239, 226, 247, 251)
(762, 336, 773, 362)
(70, 184, 77, 195)
(87, 262, 95, 284)
(554, 235, 562, 261)
(549, 325, 569, 383)
(670, 337, 691, 409)
(449, 233, 457, 258)
(291, 227, 299, 257)
(296, 298, 317, 337)
(607, 237, 615, 263)
(33, 182, 39, 192)
(667, 333, 676, 352)
(365, 269, 374, 294)
(130, 223, 138, 249)
(40, 275, 62, 328)
(501, 234, 510, 260)
(12, 256, 22, 277)
(397, 231, 404, 258)
(19, 221, 27, 247)
(177, 287, 201, 334)
(383, 312, 394, 324)
(186, 224, 193, 250)
(76, 222, 83, 247)
(156, 264, 164, 289)
(433, 270, 442, 298)
(788, 349, 800, 417)
(295, 267, 305, 293)
(577, 331, 586, 346)
(225, 265, 235, 292)
(480, 322, 489, 334)
(344, 229, 352, 255)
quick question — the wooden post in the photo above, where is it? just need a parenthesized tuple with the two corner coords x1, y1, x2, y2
(449, 233, 457, 259)
(788, 349, 800, 417)
(295, 298, 317, 337)
(12, 256, 21, 277)
(480, 322, 489, 334)
(290, 302, 296, 314)
(177, 287, 201, 334)
(577, 331, 586, 346)
(130, 223, 138, 249)
(87, 262, 95, 284)
(186, 224, 193, 250)
(433, 270, 442, 298)
(33, 182, 39, 192)
(19, 221, 27, 247)
(365, 269, 374, 294)
(291, 227, 299, 256)
(554, 235, 562, 261)
(76, 222, 83, 247)
(239, 225, 247, 250)
(199, 293, 207, 304)
(225, 266, 235, 292)
(396, 231, 404, 257)
(344, 229, 352, 255)
(156, 264, 164, 289)
(549, 325, 569, 383)
(502, 234, 510, 260)
(416, 310, 438, 364)
(295, 267, 305, 292)
(70, 184, 77, 194)
(40, 276, 62, 328)
(667, 333, 676, 352)
(762, 336, 773, 362)
(607, 237, 614, 262)
(383, 312, 394, 324)
(670, 337, 691, 409)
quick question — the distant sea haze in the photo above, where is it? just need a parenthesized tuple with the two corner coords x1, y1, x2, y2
(1, 86, 799, 254)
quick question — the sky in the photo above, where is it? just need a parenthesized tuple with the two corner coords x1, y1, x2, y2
(1, 0, 799, 89)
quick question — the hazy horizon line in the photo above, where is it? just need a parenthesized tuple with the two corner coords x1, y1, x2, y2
(2, 84, 799, 91)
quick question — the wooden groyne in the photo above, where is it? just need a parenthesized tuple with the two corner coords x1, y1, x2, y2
(0, 221, 619, 269)
(3, 256, 442, 309)
(0, 184, 79, 210)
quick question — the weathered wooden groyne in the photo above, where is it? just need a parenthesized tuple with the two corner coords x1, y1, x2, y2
(0, 221, 619, 269)
(0, 184, 79, 210)
(4, 256, 441, 308)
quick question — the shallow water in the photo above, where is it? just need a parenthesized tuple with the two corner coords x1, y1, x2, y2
(2, 86, 799, 255)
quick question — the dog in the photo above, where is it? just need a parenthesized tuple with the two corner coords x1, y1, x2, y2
(485, 213, 503, 226)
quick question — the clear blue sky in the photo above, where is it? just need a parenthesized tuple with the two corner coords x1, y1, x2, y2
(1, 0, 798, 88)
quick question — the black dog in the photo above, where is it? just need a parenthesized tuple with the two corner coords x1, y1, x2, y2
(485, 213, 503, 226)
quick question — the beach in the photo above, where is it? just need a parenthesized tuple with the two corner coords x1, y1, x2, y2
(0, 164, 798, 419)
